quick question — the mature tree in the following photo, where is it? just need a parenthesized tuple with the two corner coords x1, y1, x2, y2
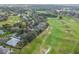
(59, 16, 62, 19)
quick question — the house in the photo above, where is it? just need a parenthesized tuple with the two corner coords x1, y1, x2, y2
(0, 30, 4, 35)
(17, 14, 21, 17)
(0, 46, 10, 54)
(0, 15, 8, 21)
(6, 37, 20, 47)
(22, 15, 29, 21)
(0, 38, 6, 43)
(36, 22, 47, 31)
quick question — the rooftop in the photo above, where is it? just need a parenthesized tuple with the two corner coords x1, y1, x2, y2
(0, 30, 4, 34)
(6, 37, 20, 47)
(0, 46, 10, 54)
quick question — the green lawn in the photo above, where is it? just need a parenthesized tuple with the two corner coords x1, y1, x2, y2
(0, 16, 20, 26)
(20, 16, 79, 54)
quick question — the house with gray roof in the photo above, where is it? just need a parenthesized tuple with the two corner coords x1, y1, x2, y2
(0, 15, 7, 21)
(0, 46, 10, 54)
(6, 37, 20, 47)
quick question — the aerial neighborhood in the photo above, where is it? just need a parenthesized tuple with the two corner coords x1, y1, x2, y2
(0, 4, 79, 54)
(0, 5, 49, 54)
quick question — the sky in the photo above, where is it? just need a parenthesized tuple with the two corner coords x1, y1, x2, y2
(0, 0, 79, 4)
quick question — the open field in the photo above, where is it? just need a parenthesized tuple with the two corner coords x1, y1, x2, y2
(20, 16, 79, 54)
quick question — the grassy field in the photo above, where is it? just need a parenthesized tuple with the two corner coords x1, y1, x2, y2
(20, 16, 79, 54)
(0, 16, 20, 26)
